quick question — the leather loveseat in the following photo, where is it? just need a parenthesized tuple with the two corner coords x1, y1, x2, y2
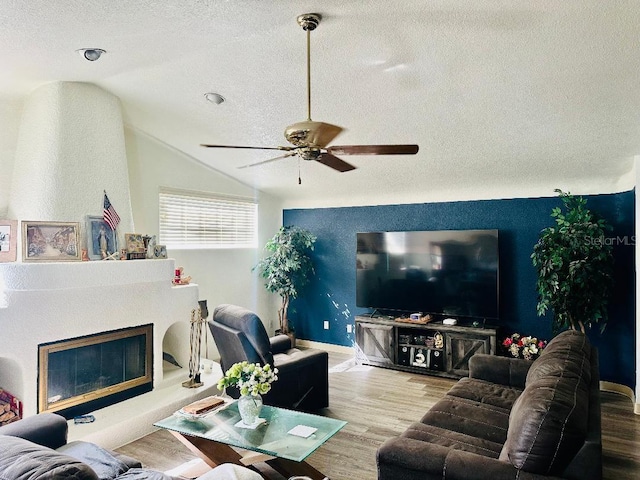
(0, 412, 175, 479)
(377, 329, 602, 480)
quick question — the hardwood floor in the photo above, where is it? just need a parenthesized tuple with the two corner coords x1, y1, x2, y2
(115, 352, 640, 479)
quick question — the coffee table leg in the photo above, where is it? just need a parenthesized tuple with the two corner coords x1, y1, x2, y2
(267, 457, 328, 480)
(169, 431, 244, 468)
(169, 431, 330, 480)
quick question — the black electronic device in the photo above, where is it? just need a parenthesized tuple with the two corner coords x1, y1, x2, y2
(429, 349, 444, 371)
(410, 347, 444, 371)
(398, 345, 411, 366)
(356, 229, 499, 319)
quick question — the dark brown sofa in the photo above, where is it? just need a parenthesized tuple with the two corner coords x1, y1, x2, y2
(377, 330, 602, 480)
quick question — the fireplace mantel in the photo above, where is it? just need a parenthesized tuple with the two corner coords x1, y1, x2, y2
(0, 259, 199, 417)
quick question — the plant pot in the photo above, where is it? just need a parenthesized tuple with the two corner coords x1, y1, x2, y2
(286, 331, 296, 348)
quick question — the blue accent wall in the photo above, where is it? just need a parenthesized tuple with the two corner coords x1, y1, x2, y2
(283, 190, 635, 388)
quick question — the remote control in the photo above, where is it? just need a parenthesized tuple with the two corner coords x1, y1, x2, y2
(73, 414, 95, 424)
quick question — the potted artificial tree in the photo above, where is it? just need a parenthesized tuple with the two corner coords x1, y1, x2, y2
(531, 189, 614, 333)
(254, 226, 317, 342)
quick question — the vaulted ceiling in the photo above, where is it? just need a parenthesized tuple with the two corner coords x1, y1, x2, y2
(3, 1, 639, 207)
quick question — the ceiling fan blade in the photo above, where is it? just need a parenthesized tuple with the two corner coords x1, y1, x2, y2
(327, 144, 419, 156)
(315, 153, 356, 172)
(200, 144, 294, 151)
(238, 152, 298, 169)
(285, 121, 344, 148)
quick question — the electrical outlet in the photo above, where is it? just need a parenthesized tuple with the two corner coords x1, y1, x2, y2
(323, 320, 329, 330)
(346, 324, 353, 333)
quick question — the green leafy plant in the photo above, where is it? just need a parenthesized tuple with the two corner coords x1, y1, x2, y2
(531, 189, 614, 333)
(254, 226, 316, 334)
(217, 361, 278, 396)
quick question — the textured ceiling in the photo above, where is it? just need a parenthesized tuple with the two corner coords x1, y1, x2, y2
(2, 1, 639, 208)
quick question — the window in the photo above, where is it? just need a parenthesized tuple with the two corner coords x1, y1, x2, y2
(159, 187, 258, 249)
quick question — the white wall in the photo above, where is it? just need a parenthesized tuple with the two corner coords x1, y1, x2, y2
(125, 127, 282, 359)
(7, 83, 134, 248)
(0, 95, 22, 218)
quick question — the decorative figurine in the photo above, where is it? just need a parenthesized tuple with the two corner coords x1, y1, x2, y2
(146, 235, 157, 259)
(172, 267, 192, 285)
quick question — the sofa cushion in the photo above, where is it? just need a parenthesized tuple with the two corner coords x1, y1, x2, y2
(402, 422, 504, 458)
(446, 377, 523, 411)
(0, 435, 99, 480)
(526, 330, 592, 386)
(420, 395, 510, 445)
(57, 441, 129, 480)
(499, 331, 591, 475)
(115, 468, 176, 479)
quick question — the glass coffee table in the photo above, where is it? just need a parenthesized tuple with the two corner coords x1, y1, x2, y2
(154, 400, 346, 479)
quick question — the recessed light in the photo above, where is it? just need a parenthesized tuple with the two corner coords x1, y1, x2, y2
(204, 92, 225, 105)
(76, 48, 106, 61)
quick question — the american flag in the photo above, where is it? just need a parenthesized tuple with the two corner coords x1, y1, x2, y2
(103, 192, 121, 231)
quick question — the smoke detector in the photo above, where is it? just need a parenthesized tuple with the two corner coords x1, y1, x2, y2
(76, 48, 106, 61)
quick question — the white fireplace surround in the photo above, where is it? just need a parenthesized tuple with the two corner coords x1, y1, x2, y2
(0, 258, 221, 448)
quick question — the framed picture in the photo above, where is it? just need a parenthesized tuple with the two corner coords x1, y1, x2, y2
(22, 221, 81, 262)
(86, 216, 118, 260)
(154, 244, 167, 259)
(125, 234, 145, 253)
(0, 220, 18, 262)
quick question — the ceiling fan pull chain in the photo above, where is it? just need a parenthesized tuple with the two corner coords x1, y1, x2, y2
(298, 158, 302, 185)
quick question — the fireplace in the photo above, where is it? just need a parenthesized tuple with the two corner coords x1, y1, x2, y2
(38, 324, 153, 419)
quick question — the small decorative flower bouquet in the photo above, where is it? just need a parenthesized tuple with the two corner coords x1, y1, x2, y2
(502, 333, 547, 360)
(217, 361, 279, 396)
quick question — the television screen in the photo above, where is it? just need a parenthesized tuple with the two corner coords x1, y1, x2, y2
(356, 230, 499, 319)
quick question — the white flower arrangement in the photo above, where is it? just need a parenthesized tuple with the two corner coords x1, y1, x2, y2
(217, 361, 279, 396)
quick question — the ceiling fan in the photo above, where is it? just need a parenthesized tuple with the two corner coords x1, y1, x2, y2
(201, 13, 419, 175)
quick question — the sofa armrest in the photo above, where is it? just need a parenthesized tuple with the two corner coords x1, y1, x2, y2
(274, 347, 327, 371)
(269, 334, 292, 354)
(468, 354, 531, 388)
(377, 437, 564, 480)
(0, 412, 68, 450)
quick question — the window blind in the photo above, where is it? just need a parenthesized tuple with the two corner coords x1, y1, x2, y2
(159, 188, 258, 249)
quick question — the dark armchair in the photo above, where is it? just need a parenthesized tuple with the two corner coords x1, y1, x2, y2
(209, 304, 329, 411)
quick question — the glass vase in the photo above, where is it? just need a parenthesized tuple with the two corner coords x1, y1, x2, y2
(238, 393, 263, 426)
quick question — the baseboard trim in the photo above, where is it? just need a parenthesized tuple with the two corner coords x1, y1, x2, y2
(599, 380, 639, 414)
(296, 339, 354, 355)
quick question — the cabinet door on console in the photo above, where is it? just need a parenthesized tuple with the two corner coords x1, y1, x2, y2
(446, 332, 493, 376)
(356, 322, 395, 367)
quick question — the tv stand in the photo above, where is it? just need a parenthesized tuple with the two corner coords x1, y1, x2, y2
(355, 316, 497, 378)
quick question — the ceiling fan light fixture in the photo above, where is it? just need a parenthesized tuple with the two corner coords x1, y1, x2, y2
(199, 12, 418, 176)
(76, 48, 106, 61)
(297, 13, 321, 31)
(204, 92, 225, 105)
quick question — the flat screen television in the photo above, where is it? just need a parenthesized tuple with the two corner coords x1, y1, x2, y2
(356, 229, 499, 319)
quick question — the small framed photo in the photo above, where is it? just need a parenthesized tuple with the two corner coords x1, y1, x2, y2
(22, 221, 81, 262)
(154, 244, 167, 259)
(86, 216, 118, 260)
(0, 220, 18, 262)
(125, 234, 145, 253)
